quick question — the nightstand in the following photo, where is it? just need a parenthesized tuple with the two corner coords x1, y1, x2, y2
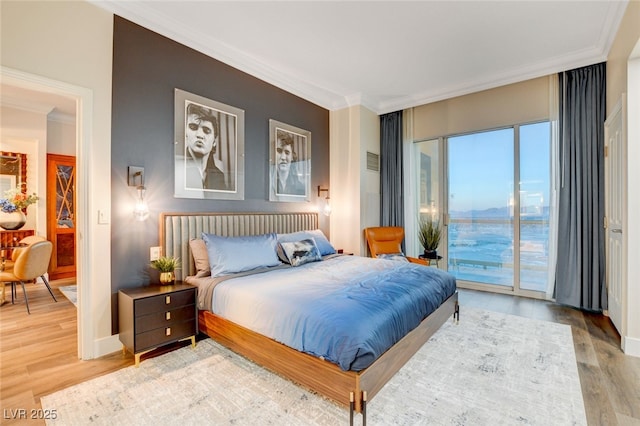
(118, 282, 198, 367)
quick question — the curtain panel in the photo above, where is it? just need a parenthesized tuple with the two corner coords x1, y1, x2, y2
(555, 62, 607, 311)
(380, 111, 404, 228)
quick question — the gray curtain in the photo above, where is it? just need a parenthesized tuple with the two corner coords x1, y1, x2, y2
(555, 62, 607, 311)
(380, 111, 404, 227)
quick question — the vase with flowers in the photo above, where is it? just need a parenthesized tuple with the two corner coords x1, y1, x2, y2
(0, 186, 39, 230)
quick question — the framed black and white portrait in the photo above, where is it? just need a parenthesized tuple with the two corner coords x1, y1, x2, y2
(269, 119, 311, 202)
(174, 89, 244, 200)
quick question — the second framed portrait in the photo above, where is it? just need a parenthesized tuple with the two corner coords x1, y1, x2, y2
(174, 88, 245, 200)
(269, 119, 311, 202)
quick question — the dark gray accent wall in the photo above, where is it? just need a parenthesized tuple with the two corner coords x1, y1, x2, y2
(111, 17, 329, 327)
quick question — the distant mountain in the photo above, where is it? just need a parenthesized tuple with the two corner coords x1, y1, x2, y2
(450, 206, 549, 219)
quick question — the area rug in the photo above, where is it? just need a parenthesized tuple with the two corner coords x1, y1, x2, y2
(58, 284, 77, 307)
(40, 308, 586, 425)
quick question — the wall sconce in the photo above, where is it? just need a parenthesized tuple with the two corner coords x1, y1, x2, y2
(128, 166, 149, 221)
(317, 185, 332, 216)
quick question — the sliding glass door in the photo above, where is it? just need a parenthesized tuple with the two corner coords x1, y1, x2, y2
(444, 123, 550, 296)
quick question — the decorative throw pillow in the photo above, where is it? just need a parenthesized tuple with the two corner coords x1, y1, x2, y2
(202, 232, 280, 277)
(277, 229, 336, 256)
(278, 238, 321, 267)
(188, 238, 211, 277)
(377, 253, 409, 262)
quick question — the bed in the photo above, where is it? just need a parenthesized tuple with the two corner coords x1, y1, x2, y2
(159, 211, 459, 416)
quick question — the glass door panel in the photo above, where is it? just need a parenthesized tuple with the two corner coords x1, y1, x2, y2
(519, 122, 551, 292)
(447, 128, 514, 286)
(417, 140, 440, 220)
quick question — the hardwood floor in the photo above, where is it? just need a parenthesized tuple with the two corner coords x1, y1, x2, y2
(1, 282, 639, 425)
(0, 279, 131, 425)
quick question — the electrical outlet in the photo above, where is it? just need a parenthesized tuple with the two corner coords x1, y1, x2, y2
(150, 246, 161, 261)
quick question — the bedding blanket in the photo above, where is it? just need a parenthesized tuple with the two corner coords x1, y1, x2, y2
(187, 255, 456, 371)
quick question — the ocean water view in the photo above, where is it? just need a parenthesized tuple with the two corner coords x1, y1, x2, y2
(446, 218, 549, 292)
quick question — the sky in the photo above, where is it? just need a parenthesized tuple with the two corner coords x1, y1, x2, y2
(448, 122, 550, 213)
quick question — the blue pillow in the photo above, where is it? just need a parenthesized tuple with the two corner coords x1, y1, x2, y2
(278, 238, 322, 267)
(277, 229, 336, 256)
(202, 232, 280, 277)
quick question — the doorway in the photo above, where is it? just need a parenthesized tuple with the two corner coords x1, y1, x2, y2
(1, 67, 92, 359)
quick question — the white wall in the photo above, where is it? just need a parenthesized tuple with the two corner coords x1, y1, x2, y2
(329, 105, 380, 255)
(624, 45, 640, 356)
(1, 1, 115, 358)
(47, 118, 76, 156)
(359, 106, 380, 254)
(330, 107, 361, 254)
(606, 0, 640, 357)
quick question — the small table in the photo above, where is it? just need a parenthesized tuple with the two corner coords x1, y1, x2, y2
(418, 254, 443, 267)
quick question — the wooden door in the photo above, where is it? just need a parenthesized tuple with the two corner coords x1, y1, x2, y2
(47, 154, 76, 280)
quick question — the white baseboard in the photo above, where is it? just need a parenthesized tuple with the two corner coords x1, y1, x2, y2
(622, 335, 640, 358)
(92, 334, 122, 359)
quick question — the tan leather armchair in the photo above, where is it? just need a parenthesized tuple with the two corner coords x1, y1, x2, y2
(364, 226, 426, 265)
(0, 240, 56, 314)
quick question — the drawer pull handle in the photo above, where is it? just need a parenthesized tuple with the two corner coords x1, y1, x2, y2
(166, 312, 171, 320)
(165, 295, 171, 304)
(166, 327, 171, 336)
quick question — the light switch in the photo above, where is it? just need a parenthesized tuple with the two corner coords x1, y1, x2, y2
(98, 209, 109, 224)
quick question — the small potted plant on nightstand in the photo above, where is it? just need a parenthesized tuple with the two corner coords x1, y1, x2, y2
(150, 256, 180, 284)
(418, 217, 442, 259)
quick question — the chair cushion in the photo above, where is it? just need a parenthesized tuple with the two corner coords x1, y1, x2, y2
(376, 253, 409, 262)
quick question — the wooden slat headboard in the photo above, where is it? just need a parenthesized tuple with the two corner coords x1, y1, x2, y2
(159, 212, 319, 280)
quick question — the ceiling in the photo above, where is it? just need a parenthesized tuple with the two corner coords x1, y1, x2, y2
(94, 0, 628, 114)
(1, 1, 629, 117)
(0, 84, 76, 122)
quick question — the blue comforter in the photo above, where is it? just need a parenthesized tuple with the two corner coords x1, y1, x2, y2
(209, 255, 456, 371)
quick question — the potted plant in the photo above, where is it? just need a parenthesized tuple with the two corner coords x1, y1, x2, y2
(150, 256, 180, 284)
(418, 217, 442, 259)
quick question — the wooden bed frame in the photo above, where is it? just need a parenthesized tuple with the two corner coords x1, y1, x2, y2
(159, 212, 458, 414)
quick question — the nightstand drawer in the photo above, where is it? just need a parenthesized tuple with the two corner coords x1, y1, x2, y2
(135, 320, 196, 352)
(135, 304, 196, 333)
(135, 289, 195, 316)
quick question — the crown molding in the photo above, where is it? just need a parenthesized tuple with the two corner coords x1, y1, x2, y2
(0, 95, 55, 116)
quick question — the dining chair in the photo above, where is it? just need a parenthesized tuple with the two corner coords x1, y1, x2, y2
(0, 240, 56, 314)
(2, 235, 47, 270)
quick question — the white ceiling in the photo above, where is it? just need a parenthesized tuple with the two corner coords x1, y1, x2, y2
(94, 0, 628, 114)
(1, 1, 629, 117)
(0, 84, 76, 122)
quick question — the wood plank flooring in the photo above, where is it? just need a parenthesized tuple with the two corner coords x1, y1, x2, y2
(1, 281, 639, 425)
